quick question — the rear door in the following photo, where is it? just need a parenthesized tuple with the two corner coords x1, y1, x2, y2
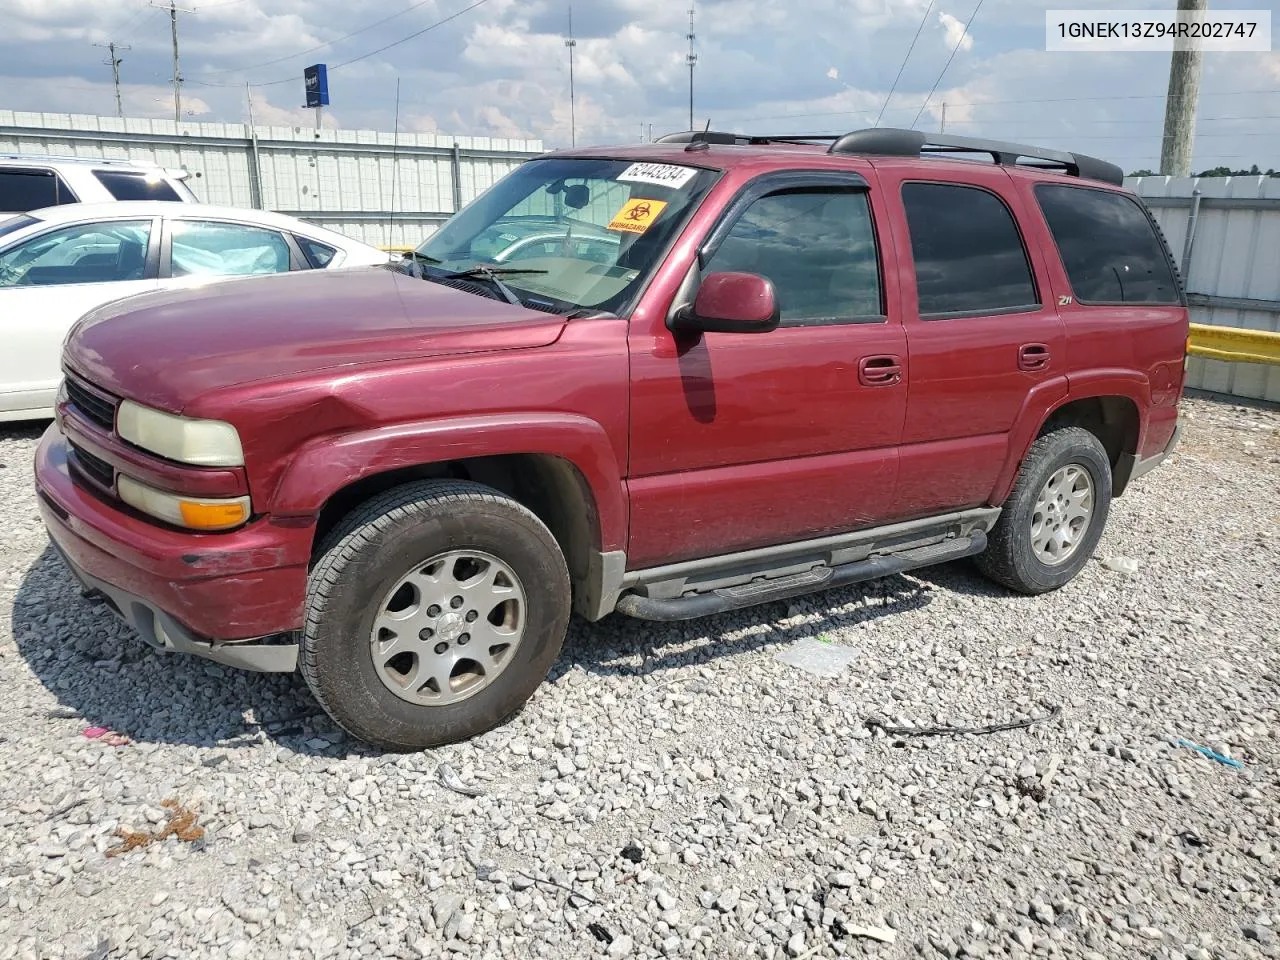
(626, 170, 908, 568)
(0, 217, 160, 416)
(160, 218, 302, 286)
(879, 166, 1067, 520)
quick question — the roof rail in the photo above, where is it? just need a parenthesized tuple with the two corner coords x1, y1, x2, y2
(826, 128, 1124, 186)
(0, 153, 158, 167)
(655, 130, 841, 147)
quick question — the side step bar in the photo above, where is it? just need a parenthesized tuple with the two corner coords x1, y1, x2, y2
(614, 531, 986, 622)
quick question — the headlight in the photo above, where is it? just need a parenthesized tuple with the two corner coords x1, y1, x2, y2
(116, 400, 244, 467)
(117, 475, 251, 531)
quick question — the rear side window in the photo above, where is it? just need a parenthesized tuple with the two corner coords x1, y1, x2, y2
(0, 169, 76, 211)
(170, 220, 292, 277)
(1035, 184, 1180, 304)
(294, 235, 338, 268)
(902, 182, 1039, 317)
(94, 171, 182, 202)
(704, 187, 882, 324)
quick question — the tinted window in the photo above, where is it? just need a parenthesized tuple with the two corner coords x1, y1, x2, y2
(0, 215, 37, 239)
(0, 220, 152, 287)
(95, 171, 182, 202)
(170, 221, 292, 277)
(1035, 184, 1180, 304)
(704, 187, 882, 324)
(0, 169, 75, 211)
(294, 235, 337, 268)
(902, 182, 1039, 316)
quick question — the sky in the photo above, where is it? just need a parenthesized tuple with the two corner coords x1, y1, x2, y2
(1, 0, 1278, 173)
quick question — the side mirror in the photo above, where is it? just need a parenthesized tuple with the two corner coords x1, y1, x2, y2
(671, 271, 780, 334)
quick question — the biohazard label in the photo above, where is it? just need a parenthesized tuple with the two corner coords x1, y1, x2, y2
(617, 162, 699, 189)
(607, 198, 669, 234)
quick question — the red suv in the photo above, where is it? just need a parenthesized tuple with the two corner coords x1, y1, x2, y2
(34, 128, 1187, 750)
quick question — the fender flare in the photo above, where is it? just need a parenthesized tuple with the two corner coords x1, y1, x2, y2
(269, 412, 628, 552)
(988, 370, 1149, 505)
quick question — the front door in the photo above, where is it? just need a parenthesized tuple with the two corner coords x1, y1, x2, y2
(627, 171, 908, 569)
(877, 167, 1068, 520)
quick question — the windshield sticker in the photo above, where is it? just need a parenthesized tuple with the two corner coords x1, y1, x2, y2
(607, 198, 669, 234)
(617, 162, 699, 190)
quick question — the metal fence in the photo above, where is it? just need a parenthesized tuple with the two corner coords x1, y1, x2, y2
(0, 111, 545, 248)
(1129, 175, 1280, 403)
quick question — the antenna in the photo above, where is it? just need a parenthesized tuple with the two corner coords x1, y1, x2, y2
(151, 1, 195, 123)
(686, 5, 697, 130)
(390, 78, 401, 248)
(565, 5, 577, 147)
(94, 41, 131, 118)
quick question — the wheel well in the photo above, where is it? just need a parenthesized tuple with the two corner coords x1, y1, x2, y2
(310, 455, 601, 600)
(1039, 396, 1140, 494)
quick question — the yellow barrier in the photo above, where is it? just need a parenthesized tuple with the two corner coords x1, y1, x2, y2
(380, 246, 414, 254)
(1188, 323, 1280, 366)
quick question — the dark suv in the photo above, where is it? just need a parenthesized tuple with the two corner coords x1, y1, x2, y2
(35, 128, 1187, 750)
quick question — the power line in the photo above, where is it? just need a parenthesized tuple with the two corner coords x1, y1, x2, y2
(197, 0, 436, 77)
(874, 0, 935, 128)
(191, 0, 495, 88)
(911, 0, 985, 129)
(736, 87, 1280, 125)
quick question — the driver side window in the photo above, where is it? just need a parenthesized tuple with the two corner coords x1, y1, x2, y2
(703, 187, 883, 326)
(0, 220, 152, 287)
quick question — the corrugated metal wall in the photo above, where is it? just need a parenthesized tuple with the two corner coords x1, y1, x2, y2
(1128, 175, 1280, 403)
(0, 111, 544, 248)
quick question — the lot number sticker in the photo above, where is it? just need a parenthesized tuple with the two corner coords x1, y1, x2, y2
(617, 162, 699, 189)
(608, 198, 669, 234)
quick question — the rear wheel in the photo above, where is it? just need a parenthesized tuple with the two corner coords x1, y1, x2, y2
(300, 480, 571, 751)
(977, 426, 1112, 594)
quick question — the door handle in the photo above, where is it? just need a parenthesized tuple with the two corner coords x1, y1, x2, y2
(1018, 343, 1051, 372)
(858, 354, 903, 386)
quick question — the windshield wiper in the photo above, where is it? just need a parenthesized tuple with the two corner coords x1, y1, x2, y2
(441, 265, 548, 306)
(400, 250, 442, 279)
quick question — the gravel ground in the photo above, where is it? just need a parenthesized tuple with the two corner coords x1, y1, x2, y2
(0, 392, 1277, 960)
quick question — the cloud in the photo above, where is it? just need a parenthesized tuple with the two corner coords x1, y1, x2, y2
(938, 12, 974, 53)
(0, 0, 1275, 174)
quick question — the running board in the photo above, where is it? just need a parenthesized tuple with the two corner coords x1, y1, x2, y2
(614, 531, 986, 622)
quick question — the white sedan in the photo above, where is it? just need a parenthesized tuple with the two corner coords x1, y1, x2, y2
(0, 202, 390, 422)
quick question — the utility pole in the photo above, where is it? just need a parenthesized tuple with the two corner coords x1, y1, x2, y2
(152, 1, 194, 123)
(686, 4, 697, 130)
(94, 41, 130, 118)
(565, 5, 577, 147)
(940, 101, 946, 133)
(1160, 0, 1205, 176)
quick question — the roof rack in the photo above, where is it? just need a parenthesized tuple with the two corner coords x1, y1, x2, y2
(653, 127, 1124, 186)
(0, 153, 161, 168)
(826, 128, 1124, 186)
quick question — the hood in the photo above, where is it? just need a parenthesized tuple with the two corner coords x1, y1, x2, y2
(64, 266, 566, 412)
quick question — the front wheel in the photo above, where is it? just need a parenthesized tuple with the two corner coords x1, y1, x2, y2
(976, 426, 1113, 594)
(300, 480, 571, 751)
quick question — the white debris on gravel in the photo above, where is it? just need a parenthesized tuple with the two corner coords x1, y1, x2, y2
(0, 393, 1277, 960)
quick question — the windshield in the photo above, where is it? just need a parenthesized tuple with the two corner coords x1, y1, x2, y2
(413, 157, 719, 314)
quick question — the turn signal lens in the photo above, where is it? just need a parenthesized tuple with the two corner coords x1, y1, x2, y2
(117, 475, 251, 531)
(179, 500, 249, 530)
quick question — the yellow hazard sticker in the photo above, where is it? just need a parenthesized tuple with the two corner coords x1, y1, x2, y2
(607, 198, 669, 234)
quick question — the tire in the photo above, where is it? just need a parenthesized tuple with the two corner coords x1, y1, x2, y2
(976, 426, 1112, 595)
(300, 480, 571, 751)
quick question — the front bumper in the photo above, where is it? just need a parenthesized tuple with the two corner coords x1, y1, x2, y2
(35, 424, 310, 672)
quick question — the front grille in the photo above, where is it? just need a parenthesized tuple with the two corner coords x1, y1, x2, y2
(68, 441, 115, 489)
(65, 376, 118, 431)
